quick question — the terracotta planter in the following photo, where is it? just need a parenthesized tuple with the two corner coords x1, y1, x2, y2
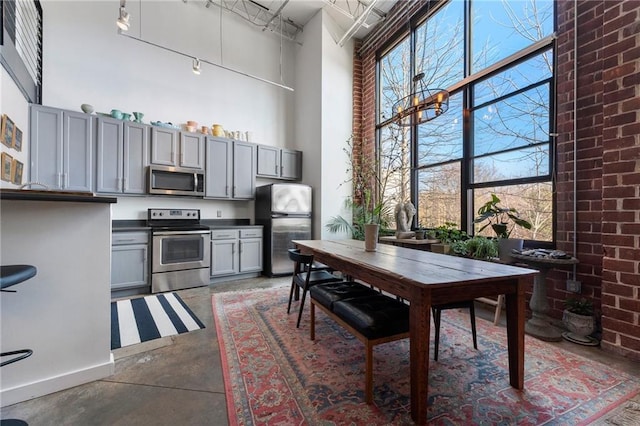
(364, 224, 379, 252)
(431, 243, 450, 254)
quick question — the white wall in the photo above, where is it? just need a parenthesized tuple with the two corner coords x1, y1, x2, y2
(0, 69, 30, 189)
(34, 0, 296, 219)
(294, 10, 352, 239)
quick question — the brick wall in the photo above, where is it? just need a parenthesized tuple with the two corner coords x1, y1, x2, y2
(355, 0, 640, 360)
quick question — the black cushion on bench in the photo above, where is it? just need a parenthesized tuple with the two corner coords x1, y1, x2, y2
(310, 281, 380, 311)
(333, 294, 410, 340)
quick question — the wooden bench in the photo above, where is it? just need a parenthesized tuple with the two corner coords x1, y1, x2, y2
(309, 282, 410, 404)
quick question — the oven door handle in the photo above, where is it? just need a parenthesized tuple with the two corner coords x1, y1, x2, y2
(153, 230, 211, 236)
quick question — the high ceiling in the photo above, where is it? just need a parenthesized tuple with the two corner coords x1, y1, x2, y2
(207, 0, 398, 44)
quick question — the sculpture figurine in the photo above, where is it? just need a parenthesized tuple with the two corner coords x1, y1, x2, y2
(395, 201, 416, 239)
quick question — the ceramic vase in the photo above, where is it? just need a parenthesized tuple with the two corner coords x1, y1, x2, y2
(364, 224, 379, 252)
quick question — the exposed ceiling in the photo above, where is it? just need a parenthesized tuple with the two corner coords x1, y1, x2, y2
(204, 0, 398, 44)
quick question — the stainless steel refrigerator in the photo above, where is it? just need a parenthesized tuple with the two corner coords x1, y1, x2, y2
(255, 183, 312, 276)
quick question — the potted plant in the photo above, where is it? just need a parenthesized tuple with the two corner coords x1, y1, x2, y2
(451, 235, 498, 260)
(474, 194, 532, 263)
(431, 222, 468, 254)
(325, 137, 391, 251)
(562, 298, 597, 345)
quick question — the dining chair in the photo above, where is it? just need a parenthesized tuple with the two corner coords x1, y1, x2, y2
(432, 300, 478, 361)
(287, 248, 342, 328)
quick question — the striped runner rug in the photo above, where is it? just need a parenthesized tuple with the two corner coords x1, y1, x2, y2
(111, 293, 205, 350)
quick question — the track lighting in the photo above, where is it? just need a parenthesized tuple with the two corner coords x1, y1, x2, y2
(192, 58, 201, 75)
(117, 6, 130, 31)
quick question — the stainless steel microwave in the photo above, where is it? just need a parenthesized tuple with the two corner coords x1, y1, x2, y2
(148, 165, 205, 196)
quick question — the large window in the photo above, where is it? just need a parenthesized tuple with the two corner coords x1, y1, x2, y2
(376, 0, 555, 241)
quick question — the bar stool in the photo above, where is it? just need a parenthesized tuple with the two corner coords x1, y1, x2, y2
(1, 265, 36, 367)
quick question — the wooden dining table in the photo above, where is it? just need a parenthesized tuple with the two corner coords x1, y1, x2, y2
(293, 239, 538, 424)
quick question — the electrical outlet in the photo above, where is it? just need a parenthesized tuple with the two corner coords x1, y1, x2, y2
(217, 210, 222, 218)
(566, 279, 581, 293)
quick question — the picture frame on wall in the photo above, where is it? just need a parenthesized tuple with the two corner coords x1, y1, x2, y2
(13, 126, 23, 152)
(1, 152, 14, 181)
(1, 114, 15, 148)
(11, 159, 24, 185)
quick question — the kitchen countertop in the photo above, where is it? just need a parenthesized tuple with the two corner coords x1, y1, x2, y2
(1, 189, 117, 204)
(112, 219, 262, 231)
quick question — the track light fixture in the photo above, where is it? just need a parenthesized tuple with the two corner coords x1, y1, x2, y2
(117, 3, 130, 31)
(192, 58, 201, 75)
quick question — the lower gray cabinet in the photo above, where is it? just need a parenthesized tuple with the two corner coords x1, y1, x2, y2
(210, 228, 262, 281)
(111, 231, 149, 293)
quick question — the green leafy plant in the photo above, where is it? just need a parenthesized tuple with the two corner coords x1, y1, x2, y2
(434, 222, 468, 244)
(451, 236, 498, 259)
(565, 298, 594, 316)
(325, 136, 391, 239)
(474, 194, 532, 238)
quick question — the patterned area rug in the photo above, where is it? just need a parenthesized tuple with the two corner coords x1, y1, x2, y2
(111, 292, 205, 350)
(212, 286, 640, 425)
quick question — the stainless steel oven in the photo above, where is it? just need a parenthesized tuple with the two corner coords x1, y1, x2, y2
(148, 209, 211, 293)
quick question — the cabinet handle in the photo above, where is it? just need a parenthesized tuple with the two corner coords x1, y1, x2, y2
(117, 238, 136, 242)
(239, 241, 243, 253)
(275, 165, 278, 174)
(280, 165, 283, 175)
(232, 242, 236, 254)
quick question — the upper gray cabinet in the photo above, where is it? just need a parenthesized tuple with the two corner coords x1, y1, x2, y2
(30, 105, 94, 192)
(150, 128, 204, 169)
(205, 137, 256, 200)
(256, 144, 302, 181)
(96, 117, 149, 194)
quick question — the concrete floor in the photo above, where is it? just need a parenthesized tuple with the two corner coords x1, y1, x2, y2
(1, 275, 639, 425)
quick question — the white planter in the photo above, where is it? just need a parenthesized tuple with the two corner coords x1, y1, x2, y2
(562, 309, 596, 344)
(498, 238, 523, 263)
(364, 224, 379, 252)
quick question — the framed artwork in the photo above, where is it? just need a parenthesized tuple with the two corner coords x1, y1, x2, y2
(13, 126, 23, 151)
(11, 159, 23, 185)
(1, 114, 15, 148)
(1, 152, 14, 181)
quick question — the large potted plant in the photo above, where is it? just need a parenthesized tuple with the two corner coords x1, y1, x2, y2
(326, 137, 390, 251)
(474, 194, 532, 263)
(431, 222, 468, 254)
(562, 298, 597, 345)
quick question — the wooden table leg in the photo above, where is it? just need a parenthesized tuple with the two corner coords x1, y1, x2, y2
(504, 278, 525, 390)
(410, 286, 431, 424)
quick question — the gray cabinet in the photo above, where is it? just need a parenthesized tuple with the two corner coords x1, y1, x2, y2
(280, 148, 302, 180)
(111, 231, 149, 293)
(239, 229, 263, 273)
(151, 128, 204, 169)
(210, 230, 239, 277)
(30, 105, 94, 192)
(256, 144, 302, 181)
(210, 228, 262, 280)
(96, 118, 149, 194)
(205, 137, 256, 199)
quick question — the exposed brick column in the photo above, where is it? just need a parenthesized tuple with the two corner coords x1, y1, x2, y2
(599, 0, 640, 360)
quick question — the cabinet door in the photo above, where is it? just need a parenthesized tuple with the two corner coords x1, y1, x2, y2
(205, 137, 232, 198)
(150, 127, 178, 166)
(210, 239, 238, 276)
(29, 105, 64, 189)
(239, 238, 263, 273)
(280, 149, 302, 180)
(180, 132, 205, 169)
(123, 122, 149, 194)
(96, 117, 124, 193)
(63, 111, 94, 192)
(256, 145, 279, 177)
(111, 244, 148, 290)
(233, 141, 256, 199)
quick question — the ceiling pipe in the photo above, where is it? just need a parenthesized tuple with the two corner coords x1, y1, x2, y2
(261, 0, 290, 32)
(337, 0, 378, 47)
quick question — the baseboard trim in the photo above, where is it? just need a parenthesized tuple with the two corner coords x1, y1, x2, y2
(0, 354, 115, 407)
